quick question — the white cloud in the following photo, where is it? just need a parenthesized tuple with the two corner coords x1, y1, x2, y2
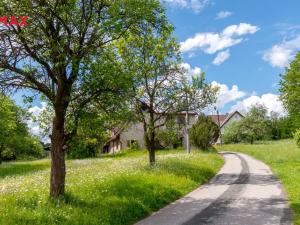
(213, 49, 230, 65)
(216, 11, 232, 20)
(212, 81, 246, 108)
(180, 23, 259, 54)
(180, 62, 202, 77)
(263, 35, 300, 68)
(27, 102, 50, 143)
(163, 0, 210, 13)
(231, 93, 285, 116)
(222, 23, 259, 37)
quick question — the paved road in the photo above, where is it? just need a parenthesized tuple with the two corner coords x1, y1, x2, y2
(135, 152, 292, 225)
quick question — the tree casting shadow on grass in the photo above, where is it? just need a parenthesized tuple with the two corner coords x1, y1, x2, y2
(0, 162, 49, 179)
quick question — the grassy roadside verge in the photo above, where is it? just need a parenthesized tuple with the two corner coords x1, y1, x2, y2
(0, 150, 223, 225)
(217, 139, 300, 225)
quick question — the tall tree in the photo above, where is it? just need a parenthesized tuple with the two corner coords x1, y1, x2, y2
(118, 20, 182, 165)
(179, 74, 218, 153)
(118, 20, 217, 164)
(0, 0, 164, 197)
(280, 52, 300, 129)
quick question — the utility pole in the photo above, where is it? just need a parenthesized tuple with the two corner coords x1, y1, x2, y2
(215, 106, 223, 145)
(185, 109, 190, 153)
(184, 91, 191, 153)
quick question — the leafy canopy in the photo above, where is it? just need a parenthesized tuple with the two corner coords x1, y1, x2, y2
(280, 52, 300, 128)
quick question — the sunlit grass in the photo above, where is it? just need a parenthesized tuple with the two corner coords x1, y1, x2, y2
(217, 139, 300, 225)
(0, 149, 223, 225)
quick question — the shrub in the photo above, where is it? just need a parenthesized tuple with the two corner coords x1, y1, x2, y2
(2, 136, 43, 161)
(128, 140, 140, 150)
(190, 114, 219, 150)
(67, 136, 98, 159)
(156, 130, 180, 148)
(294, 129, 300, 148)
(223, 121, 242, 144)
(223, 105, 270, 144)
(156, 118, 181, 149)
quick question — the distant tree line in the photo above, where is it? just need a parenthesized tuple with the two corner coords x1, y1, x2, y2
(223, 105, 294, 144)
(0, 95, 43, 163)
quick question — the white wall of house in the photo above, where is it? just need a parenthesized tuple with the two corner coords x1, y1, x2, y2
(107, 113, 198, 152)
(220, 113, 244, 134)
(108, 139, 122, 153)
(120, 122, 146, 149)
(217, 112, 244, 144)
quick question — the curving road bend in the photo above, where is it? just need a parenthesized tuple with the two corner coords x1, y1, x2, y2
(135, 152, 293, 225)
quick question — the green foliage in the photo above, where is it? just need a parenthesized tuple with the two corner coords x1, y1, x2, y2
(294, 129, 300, 148)
(156, 118, 181, 148)
(190, 114, 219, 150)
(223, 105, 269, 144)
(0, 150, 223, 225)
(223, 121, 242, 144)
(280, 52, 300, 129)
(67, 136, 99, 159)
(118, 13, 181, 155)
(217, 139, 300, 225)
(223, 106, 295, 144)
(0, 95, 43, 162)
(128, 140, 140, 150)
(266, 113, 294, 140)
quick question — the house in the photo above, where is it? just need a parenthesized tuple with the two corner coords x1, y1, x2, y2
(103, 112, 198, 153)
(209, 111, 244, 144)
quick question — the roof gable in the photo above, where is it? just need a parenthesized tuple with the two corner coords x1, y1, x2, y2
(220, 111, 244, 127)
(209, 111, 244, 128)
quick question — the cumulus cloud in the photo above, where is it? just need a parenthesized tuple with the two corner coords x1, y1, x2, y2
(163, 0, 210, 13)
(180, 62, 202, 77)
(216, 11, 232, 20)
(211, 81, 246, 108)
(213, 49, 230, 65)
(180, 23, 259, 54)
(263, 35, 300, 68)
(27, 102, 50, 143)
(222, 23, 258, 36)
(231, 93, 285, 116)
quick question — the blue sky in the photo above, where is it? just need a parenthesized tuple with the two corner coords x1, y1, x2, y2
(13, 1, 300, 137)
(163, 0, 300, 114)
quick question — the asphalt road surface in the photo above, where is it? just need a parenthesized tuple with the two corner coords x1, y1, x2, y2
(135, 152, 293, 225)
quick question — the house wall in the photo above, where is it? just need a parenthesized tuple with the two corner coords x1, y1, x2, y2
(120, 122, 146, 150)
(109, 113, 198, 152)
(108, 139, 122, 153)
(220, 113, 244, 133)
(217, 112, 244, 144)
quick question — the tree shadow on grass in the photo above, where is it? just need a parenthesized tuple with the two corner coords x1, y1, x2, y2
(0, 162, 49, 179)
(290, 202, 300, 225)
(155, 159, 216, 183)
(15, 175, 183, 225)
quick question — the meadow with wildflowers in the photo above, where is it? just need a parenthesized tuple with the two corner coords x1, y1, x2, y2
(0, 149, 223, 225)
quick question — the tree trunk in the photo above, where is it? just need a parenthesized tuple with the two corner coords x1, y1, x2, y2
(149, 110, 156, 165)
(0, 145, 2, 164)
(149, 144, 155, 166)
(50, 106, 67, 198)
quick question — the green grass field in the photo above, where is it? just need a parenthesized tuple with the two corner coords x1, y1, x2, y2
(0, 150, 223, 225)
(217, 139, 300, 225)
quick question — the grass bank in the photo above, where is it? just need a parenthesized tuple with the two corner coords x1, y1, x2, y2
(0, 150, 223, 225)
(217, 139, 300, 225)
